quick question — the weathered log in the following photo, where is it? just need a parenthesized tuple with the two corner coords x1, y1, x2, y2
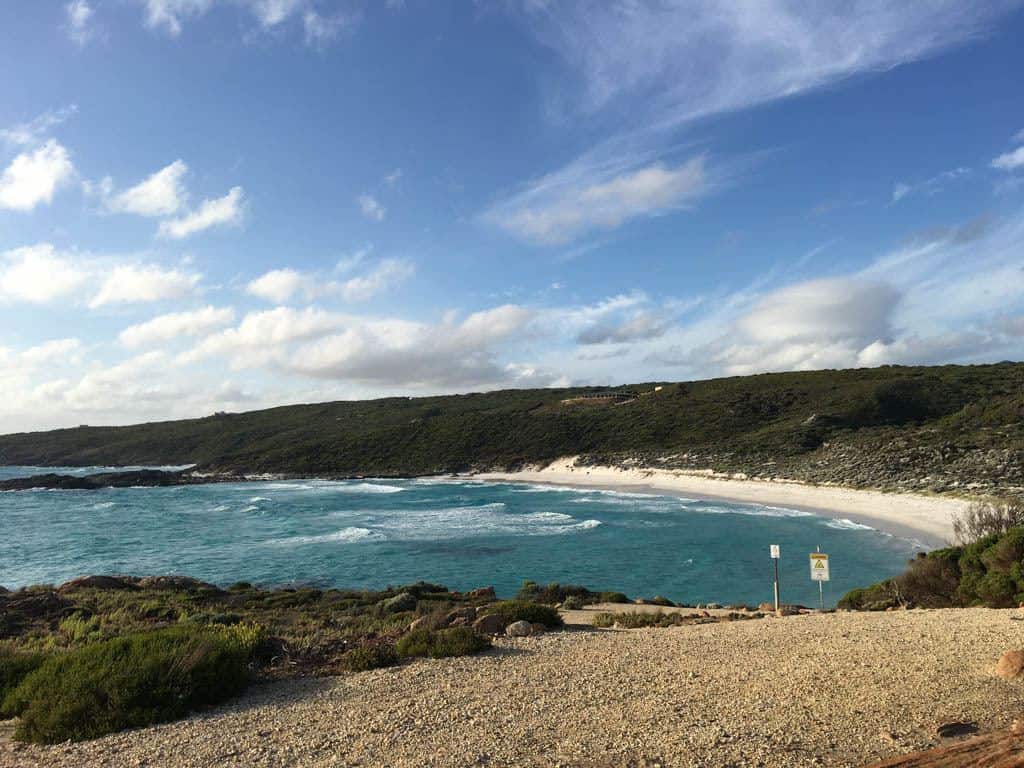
(866, 720, 1024, 767)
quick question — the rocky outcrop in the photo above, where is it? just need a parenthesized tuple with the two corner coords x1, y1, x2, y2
(57, 575, 137, 593)
(996, 650, 1024, 680)
(473, 613, 509, 635)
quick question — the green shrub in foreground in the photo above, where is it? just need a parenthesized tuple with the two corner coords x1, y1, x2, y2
(592, 611, 685, 629)
(1, 625, 256, 744)
(0, 649, 47, 704)
(395, 627, 490, 659)
(482, 600, 564, 628)
(340, 643, 399, 671)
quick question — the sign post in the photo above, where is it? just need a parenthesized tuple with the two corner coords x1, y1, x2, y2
(770, 544, 781, 615)
(809, 549, 829, 611)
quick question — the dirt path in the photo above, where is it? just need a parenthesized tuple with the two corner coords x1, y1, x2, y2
(3, 609, 1022, 768)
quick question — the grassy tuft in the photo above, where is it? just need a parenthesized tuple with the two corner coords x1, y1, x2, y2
(482, 600, 563, 628)
(340, 643, 399, 671)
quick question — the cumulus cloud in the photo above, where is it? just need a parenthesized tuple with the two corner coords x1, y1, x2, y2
(486, 157, 709, 245)
(66, 0, 96, 45)
(20, 338, 83, 367)
(577, 311, 670, 345)
(119, 306, 235, 348)
(105, 160, 188, 216)
(357, 194, 386, 221)
(0, 244, 88, 303)
(0, 140, 75, 211)
(89, 264, 201, 308)
(246, 258, 414, 303)
(158, 186, 244, 238)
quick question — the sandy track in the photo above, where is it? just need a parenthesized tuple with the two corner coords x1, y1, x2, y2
(3, 609, 1022, 768)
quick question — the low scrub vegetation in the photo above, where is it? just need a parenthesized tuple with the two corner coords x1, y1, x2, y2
(340, 642, 399, 672)
(395, 627, 490, 659)
(953, 498, 1024, 544)
(481, 600, 564, 628)
(592, 611, 690, 629)
(0, 625, 258, 744)
(516, 581, 630, 606)
(839, 523, 1024, 610)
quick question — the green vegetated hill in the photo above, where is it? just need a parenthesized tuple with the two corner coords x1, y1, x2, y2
(1, 363, 1023, 494)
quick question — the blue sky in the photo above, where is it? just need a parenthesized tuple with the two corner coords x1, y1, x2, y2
(2, 1, 1024, 432)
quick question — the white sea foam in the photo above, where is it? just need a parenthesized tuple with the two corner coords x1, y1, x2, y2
(825, 517, 875, 531)
(272, 527, 385, 546)
(686, 503, 814, 518)
(241, 505, 260, 513)
(363, 502, 602, 540)
(248, 496, 270, 502)
(91, 501, 116, 510)
(210, 504, 230, 512)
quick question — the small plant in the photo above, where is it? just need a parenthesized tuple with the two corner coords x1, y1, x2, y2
(481, 600, 563, 628)
(340, 642, 399, 671)
(599, 591, 630, 604)
(591, 611, 688, 629)
(561, 596, 584, 610)
(58, 613, 102, 644)
(395, 627, 490, 659)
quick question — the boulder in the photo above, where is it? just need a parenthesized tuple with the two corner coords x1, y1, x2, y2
(443, 606, 477, 626)
(995, 649, 1024, 680)
(758, 602, 775, 612)
(505, 620, 534, 637)
(529, 622, 546, 635)
(380, 592, 417, 613)
(57, 575, 136, 593)
(473, 613, 509, 635)
(466, 586, 496, 600)
(136, 575, 220, 592)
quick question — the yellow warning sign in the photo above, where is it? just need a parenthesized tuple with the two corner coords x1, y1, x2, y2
(809, 553, 830, 582)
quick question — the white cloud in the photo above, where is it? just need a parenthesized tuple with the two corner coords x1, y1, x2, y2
(357, 194, 385, 221)
(119, 306, 235, 348)
(0, 140, 75, 211)
(303, 10, 350, 47)
(106, 160, 188, 216)
(89, 264, 201, 308)
(338, 259, 414, 301)
(384, 168, 402, 185)
(158, 186, 245, 238)
(486, 156, 709, 245)
(0, 244, 88, 303)
(21, 338, 83, 367)
(992, 146, 1024, 171)
(0, 106, 77, 147)
(246, 258, 414, 303)
(891, 167, 969, 203)
(181, 306, 344, 365)
(140, 0, 213, 36)
(577, 311, 669, 345)
(66, 0, 96, 45)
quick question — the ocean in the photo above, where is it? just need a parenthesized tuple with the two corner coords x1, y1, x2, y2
(0, 466, 922, 606)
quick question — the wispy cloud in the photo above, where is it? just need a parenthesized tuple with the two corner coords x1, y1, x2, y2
(158, 186, 245, 238)
(357, 193, 386, 222)
(65, 0, 97, 45)
(891, 167, 970, 203)
(246, 258, 414, 303)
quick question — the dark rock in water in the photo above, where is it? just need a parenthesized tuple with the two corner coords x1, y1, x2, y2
(58, 575, 137, 593)
(473, 613, 509, 635)
(134, 575, 221, 592)
(380, 592, 417, 613)
(0, 469, 215, 492)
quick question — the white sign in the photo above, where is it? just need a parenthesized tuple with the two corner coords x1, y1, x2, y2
(770, 544, 780, 559)
(810, 553, 830, 582)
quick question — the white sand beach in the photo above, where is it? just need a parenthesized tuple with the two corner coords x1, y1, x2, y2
(474, 457, 972, 547)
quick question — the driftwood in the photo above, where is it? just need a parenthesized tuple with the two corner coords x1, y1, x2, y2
(866, 720, 1024, 767)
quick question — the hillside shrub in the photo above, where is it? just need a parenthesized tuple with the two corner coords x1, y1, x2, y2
(1, 625, 255, 744)
(953, 498, 1024, 544)
(340, 643, 399, 671)
(395, 627, 490, 659)
(0, 649, 46, 704)
(516, 581, 631, 606)
(481, 600, 563, 628)
(840, 526, 1024, 609)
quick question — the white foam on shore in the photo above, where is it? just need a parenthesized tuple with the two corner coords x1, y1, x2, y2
(826, 517, 876, 531)
(345, 503, 603, 540)
(686, 502, 814, 519)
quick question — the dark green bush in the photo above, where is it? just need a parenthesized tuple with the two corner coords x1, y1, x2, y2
(1, 625, 254, 744)
(599, 592, 630, 604)
(340, 643, 399, 671)
(482, 600, 563, 628)
(841, 526, 1024, 609)
(516, 581, 630, 606)
(0, 649, 47, 704)
(395, 627, 490, 659)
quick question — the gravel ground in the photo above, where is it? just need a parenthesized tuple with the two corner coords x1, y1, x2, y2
(3, 608, 1023, 768)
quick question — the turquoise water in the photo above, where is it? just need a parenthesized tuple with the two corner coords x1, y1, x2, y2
(0, 467, 922, 606)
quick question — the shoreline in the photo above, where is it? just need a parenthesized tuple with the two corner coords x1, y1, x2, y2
(473, 457, 969, 547)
